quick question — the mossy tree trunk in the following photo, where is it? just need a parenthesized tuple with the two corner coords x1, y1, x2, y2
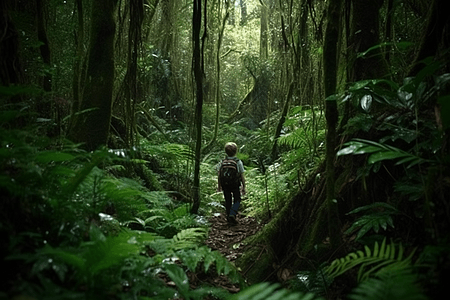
(35, 0, 51, 90)
(348, 0, 388, 82)
(203, 1, 229, 154)
(260, 1, 268, 60)
(409, 0, 450, 75)
(0, 1, 23, 86)
(71, 0, 84, 116)
(69, 0, 118, 151)
(191, 0, 205, 214)
(125, 0, 144, 148)
(323, 0, 343, 250)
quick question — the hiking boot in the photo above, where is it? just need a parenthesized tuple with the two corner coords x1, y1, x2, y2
(228, 215, 237, 224)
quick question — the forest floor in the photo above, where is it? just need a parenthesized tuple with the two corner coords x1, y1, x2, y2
(190, 213, 265, 294)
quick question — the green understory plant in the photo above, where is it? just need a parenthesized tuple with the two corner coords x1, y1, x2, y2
(344, 202, 399, 240)
(228, 282, 325, 300)
(325, 238, 417, 282)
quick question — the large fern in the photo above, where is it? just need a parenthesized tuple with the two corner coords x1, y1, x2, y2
(325, 238, 416, 282)
(35, 227, 159, 282)
(348, 268, 427, 300)
(345, 202, 398, 240)
(227, 282, 325, 300)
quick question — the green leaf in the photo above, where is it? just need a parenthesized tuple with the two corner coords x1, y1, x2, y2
(164, 264, 190, 296)
(367, 151, 409, 164)
(438, 95, 450, 131)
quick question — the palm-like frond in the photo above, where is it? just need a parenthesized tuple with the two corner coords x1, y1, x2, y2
(345, 202, 398, 240)
(37, 228, 159, 280)
(348, 267, 427, 300)
(325, 238, 416, 282)
(337, 138, 431, 168)
(228, 282, 325, 300)
(148, 227, 208, 253)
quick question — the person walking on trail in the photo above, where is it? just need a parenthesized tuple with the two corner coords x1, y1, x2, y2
(216, 142, 246, 224)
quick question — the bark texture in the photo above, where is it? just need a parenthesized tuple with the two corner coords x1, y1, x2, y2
(69, 0, 118, 150)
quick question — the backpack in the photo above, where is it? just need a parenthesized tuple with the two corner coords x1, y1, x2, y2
(219, 158, 240, 189)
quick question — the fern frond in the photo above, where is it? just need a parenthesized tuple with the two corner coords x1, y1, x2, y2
(228, 282, 324, 300)
(325, 238, 416, 282)
(345, 202, 398, 240)
(171, 227, 208, 249)
(148, 227, 207, 253)
(348, 267, 427, 300)
(279, 128, 308, 149)
(38, 228, 159, 280)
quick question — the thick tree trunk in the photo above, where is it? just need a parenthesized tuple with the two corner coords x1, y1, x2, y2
(260, 2, 268, 60)
(239, 0, 247, 26)
(409, 0, 450, 75)
(191, 0, 204, 214)
(323, 0, 342, 249)
(35, 0, 52, 119)
(69, 0, 118, 150)
(36, 0, 51, 93)
(203, 3, 229, 154)
(71, 0, 84, 115)
(0, 1, 23, 86)
(125, 0, 144, 148)
(348, 0, 388, 81)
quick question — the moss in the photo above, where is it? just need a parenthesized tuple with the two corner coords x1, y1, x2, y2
(299, 202, 327, 256)
(236, 245, 275, 283)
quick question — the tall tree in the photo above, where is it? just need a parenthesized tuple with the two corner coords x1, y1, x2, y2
(239, 0, 247, 26)
(125, 0, 144, 148)
(0, 1, 23, 86)
(323, 0, 342, 249)
(69, 0, 118, 150)
(191, 0, 205, 214)
(71, 0, 84, 115)
(204, 0, 230, 153)
(260, 0, 269, 60)
(409, 0, 450, 75)
(348, 0, 388, 81)
(35, 0, 51, 92)
(35, 0, 52, 118)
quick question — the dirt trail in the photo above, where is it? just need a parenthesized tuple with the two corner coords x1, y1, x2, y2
(205, 213, 264, 264)
(161, 213, 265, 295)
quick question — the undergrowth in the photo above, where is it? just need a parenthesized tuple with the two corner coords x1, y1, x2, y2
(0, 99, 318, 299)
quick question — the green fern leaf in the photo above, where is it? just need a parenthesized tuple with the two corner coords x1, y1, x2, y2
(202, 248, 217, 273)
(228, 282, 324, 300)
(345, 203, 398, 240)
(325, 238, 415, 283)
(349, 268, 427, 300)
(163, 263, 190, 297)
(176, 249, 203, 272)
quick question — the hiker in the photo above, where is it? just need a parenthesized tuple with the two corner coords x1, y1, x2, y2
(216, 142, 246, 224)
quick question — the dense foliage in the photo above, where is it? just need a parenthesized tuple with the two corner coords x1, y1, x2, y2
(1, 0, 449, 299)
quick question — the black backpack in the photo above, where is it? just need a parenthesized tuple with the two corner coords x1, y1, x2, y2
(219, 158, 240, 189)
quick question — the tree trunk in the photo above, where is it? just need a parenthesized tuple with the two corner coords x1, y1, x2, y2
(271, 80, 294, 160)
(260, 1, 268, 60)
(191, 0, 205, 214)
(125, 0, 144, 148)
(71, 0, 84, 115)
(409, 0, 450, 75)
(36, 0, 51, 94)
(0, 1, 23, 86)
(348, 0, 387, 81)
(204, 2, 229, 154)
(239, 0, 247, 26)
(323, 0, 342, 249)
(69, 0, 118, 151)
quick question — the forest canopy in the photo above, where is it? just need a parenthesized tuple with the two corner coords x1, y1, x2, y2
(1, 0, 449, 299)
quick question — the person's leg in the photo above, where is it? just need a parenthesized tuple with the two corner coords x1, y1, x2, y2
(223, 189, 232, 217)
(229, 188, 241, 216)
